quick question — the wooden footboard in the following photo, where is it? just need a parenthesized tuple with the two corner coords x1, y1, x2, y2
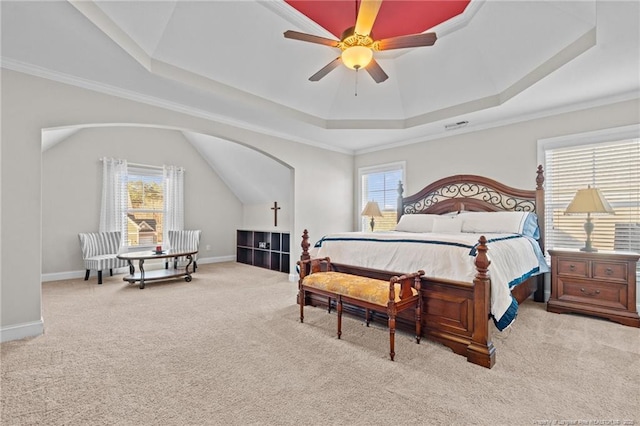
(298, 230, 498, 368)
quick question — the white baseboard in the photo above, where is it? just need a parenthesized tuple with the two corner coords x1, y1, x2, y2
(198, 255, 236, 264)
(1, 319, 44, 343)
(41, 256, 237, 282)
(41, 266, 130, 282)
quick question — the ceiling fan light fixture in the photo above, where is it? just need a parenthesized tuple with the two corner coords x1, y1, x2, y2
(341, 46, 373, 70)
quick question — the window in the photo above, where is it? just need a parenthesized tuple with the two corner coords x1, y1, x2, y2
(359, 162, 405, 231)
(126, 166, 164, 247)
(539, 125, 640, 257)
(100, 159, 184, 250)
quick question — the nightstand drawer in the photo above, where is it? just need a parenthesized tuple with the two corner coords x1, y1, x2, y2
(548, 249, 640, 327)
(556, 258, 588, 277)
(558, 278, 627, 310)
(592, 261, 628, 282)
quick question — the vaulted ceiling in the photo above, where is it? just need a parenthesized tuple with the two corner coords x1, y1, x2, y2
(2, 0, 639, 154)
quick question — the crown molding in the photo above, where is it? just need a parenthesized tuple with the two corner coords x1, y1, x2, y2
(356, 90, 640, 155)
(1, 58, 353, 155)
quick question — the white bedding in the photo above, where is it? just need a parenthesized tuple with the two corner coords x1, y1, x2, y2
(311, 231, 549, 330)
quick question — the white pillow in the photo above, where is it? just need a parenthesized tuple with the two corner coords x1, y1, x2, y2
(458, 211, 538, 236)
(431, 216, 463, 233)
(394, 214, 438, 233)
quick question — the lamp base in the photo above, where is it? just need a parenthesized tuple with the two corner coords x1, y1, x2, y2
(580, 246, 598, 252)
(581, 217, 597, 252)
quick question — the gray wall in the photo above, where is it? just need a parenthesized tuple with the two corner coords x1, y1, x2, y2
(41, 126, 241, 276)
(4, 66, 638, 343)
(1, 69, 353, 341)
(355, 99, 639, 200)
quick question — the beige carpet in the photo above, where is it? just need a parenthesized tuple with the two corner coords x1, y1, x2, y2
(2, 262, 639, 425)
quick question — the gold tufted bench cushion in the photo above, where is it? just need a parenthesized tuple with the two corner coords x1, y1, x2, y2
(302, 271, 418, 306)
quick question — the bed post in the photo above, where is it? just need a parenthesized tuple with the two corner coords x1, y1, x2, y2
(300, 229, 310, 263)
(299, 229, 311, 280)
(468, 236, 496, 368)
(298, 229, 311, 305)
(397, 181, 404, 223)
(534, 165, 546, 302)
(535, 165, 545, 253)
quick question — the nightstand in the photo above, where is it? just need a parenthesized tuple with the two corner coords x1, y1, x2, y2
(547, 249, 640, 327)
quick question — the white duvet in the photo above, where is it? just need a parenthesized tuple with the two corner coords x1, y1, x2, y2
(312, 231, 549, 330)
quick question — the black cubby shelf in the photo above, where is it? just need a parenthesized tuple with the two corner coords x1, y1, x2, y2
(236, 230, 290, 274)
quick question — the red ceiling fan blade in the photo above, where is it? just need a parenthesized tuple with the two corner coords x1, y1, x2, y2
(365, 58, 388, 83)
(284, 30, 339, 47)
(354, 0, 383, 37)
(377, 33, 437, 51)
(309, 57, 343, 81)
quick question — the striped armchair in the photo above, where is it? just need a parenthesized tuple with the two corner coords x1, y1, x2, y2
(78, 232, 127, 284)
(166, 230, 202, 272)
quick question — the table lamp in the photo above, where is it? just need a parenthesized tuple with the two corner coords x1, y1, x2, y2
(565, 185, 614, 252)
(361, 201, 382, 232)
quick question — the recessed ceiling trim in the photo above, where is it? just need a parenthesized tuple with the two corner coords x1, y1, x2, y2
(70, 0, 328, 128)
(68, 0, 151, 70)
(431, 0, 484, 39)
(403, 94, 500, 129)
(270, 0, 483, 62)
(67, 0, 598, 133)
(499, 27, 596, 104)
(1, 58, 353, 155)
(258, 0, 336, 40)
(340, 27, 597, 130)
(355, 89, 639, 156)
(149, 58, 325, 129)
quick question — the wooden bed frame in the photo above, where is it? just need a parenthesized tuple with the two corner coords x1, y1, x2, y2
(299, 165, 546, 368)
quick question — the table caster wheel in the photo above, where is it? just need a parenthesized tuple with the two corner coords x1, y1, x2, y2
(185, 276, 192, 282)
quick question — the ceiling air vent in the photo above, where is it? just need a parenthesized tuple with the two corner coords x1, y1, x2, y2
(444, 120, 469, 131)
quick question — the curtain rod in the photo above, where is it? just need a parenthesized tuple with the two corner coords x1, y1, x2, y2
(99, 158, 162, 170)
(99, 158, 183, 171)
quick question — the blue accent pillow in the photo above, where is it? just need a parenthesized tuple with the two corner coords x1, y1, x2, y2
(523, 212, 540, 239)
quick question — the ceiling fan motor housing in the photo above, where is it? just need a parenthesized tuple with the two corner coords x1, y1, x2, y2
(338, 26, 378, 51)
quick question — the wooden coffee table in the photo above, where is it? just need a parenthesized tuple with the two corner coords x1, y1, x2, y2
(117, 250, 198, 289)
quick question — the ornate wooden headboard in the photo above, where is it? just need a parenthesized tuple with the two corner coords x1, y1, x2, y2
(397, 165, 545, 250)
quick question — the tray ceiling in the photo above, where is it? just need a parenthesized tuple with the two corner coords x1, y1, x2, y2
(2, 0, 638, 153)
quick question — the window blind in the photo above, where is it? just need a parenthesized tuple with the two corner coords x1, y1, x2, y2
(359, 163, 404, 231)
(544, 138, 640, 254)
(127, 165, 165, 247)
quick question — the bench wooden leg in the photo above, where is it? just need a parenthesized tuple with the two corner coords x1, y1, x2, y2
(388, 312, 396, 361)
(84, 270, 90, 281)
(98, 270, 103, 285)
(299, 288, 305, 323)
(415, 302, 422, 344)
(327, 296, 332, 313)
(337, 296, 343, 340)
(365, 308, 370, 327)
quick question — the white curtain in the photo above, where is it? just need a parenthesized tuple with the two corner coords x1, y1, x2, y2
(163, 165, 185, 249)
(99, 158, 128, 251)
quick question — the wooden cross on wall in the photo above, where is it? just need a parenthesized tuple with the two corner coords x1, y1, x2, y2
(271, 201, 281, 227)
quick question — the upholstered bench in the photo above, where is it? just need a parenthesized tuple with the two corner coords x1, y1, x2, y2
(298, 257, 424, 361)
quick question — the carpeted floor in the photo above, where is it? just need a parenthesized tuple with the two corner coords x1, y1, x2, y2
(1, 262, 639, 425)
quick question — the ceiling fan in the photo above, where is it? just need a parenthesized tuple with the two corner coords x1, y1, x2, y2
(284, 0, 437, 83)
